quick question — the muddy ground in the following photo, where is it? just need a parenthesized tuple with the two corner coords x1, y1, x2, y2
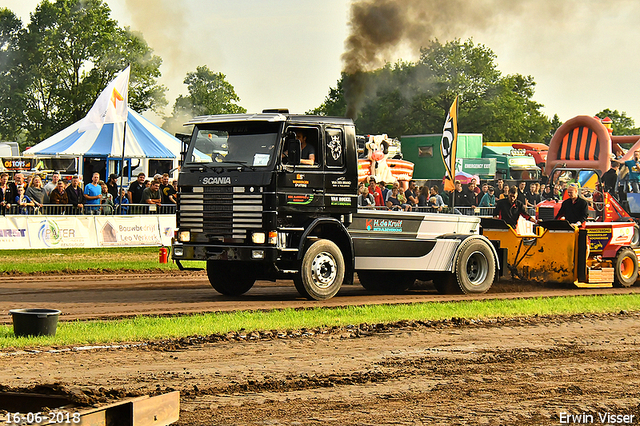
(1, 311, 639, 425)
(1, 274, 640, 425)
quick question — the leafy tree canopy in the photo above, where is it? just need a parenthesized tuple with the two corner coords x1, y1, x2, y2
(162, 65, 246, 135)
(314, 38, 553, 143)
(595, 109, 640, 136)
(0, 0, 166, 146)
(0, 8, 27, 144)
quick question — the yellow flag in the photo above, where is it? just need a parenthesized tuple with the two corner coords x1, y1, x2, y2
(440, 96, 458, 192)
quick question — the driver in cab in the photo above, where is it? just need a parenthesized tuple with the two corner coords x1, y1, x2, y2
(282, 131, 316, 165)
(296, 132, 315, 165)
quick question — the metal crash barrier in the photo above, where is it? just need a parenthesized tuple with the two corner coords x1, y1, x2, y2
(0, 204, 176, 216)
(359, 205, 497, 217)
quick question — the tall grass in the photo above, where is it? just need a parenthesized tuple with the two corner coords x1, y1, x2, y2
(0, 247, 205, 273)
(1, 294, 638, 350)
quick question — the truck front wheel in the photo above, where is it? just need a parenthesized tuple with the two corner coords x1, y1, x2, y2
(451, 239, 496, 294)
(207, 261, 256, 296)
(295, 239, 345, 300)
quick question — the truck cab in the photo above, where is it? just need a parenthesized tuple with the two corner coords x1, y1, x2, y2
(172, 113, 358, 295)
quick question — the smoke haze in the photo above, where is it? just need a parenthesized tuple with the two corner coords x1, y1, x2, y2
(122, 0, 195, 82)
(342, 0, 575, 118)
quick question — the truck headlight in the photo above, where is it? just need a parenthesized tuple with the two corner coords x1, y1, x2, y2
(173, 247, 184, 257)
(252, 232, 265, 244)
(177, 231, 191, 242)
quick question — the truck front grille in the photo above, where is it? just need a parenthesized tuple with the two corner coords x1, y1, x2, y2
(178, 186, 263, 239)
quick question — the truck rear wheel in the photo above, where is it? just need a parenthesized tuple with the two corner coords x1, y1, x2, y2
(451, 239, 496, 294)
(295, 239, 345, 300)
(206, 261, 256, 296)
(357, 271, 415, 294)
(614, 247, 638, 288)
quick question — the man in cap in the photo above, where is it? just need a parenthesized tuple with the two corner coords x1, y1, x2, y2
(106, 173, 119, 201)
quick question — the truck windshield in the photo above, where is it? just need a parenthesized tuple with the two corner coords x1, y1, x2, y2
(186, 122, 281, 167)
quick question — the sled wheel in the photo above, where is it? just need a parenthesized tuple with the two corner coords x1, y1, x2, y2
(357, 271, 415, 294)
(614, 248, 638, 288)
(207, 261, 255, 296)
(296, 239, 345, 300)
(452, 239, 496, 294)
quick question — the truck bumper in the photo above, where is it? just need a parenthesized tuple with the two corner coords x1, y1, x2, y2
(172, 243, 279, 264)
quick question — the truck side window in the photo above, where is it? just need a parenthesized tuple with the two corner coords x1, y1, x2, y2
(285, 127, 320, 167)
(325, 128, 344, 167)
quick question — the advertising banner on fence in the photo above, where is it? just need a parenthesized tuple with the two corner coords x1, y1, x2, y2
(95, 216, 162, 246)
(0, 216, 30, 249)
(0, 215, 175, 249)
(28, 216, 96, 249)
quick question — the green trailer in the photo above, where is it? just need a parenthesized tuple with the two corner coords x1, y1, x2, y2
(400, 133, 483, 180)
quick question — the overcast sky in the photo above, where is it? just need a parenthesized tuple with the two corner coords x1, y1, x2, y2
(5, 0, 640, 129)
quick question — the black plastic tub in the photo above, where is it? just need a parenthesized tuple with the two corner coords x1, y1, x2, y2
(9, 309, 61, 337)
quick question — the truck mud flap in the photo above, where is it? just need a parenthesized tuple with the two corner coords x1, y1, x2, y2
(577, 229, 588, 282)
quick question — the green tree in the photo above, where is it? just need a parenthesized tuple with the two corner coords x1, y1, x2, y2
(309, 76, 347, 117)
(545, 114, 562, 144)
(314, 39, 552, 143)
(0, 8, 27, 143)
(7, 0, 166, 145)
(595, 109, 639, 135)
(475, 74, 551, 143)
(163, 65, 246, 134)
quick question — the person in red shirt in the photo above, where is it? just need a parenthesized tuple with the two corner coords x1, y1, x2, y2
(368, 176, 384, 207)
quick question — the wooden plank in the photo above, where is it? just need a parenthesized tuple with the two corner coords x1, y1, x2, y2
(132, 391, 180, 426)
(587, 267, 614, 284)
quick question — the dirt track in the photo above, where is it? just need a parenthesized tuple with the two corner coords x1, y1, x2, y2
(1, 272, 640, 323)
(2, 273, 640, 425)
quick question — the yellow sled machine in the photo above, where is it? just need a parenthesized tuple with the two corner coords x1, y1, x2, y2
(482, 218, 638, 288)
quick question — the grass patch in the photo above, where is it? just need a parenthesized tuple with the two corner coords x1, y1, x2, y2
(0, 247, 205, 273)
(1, 294, 639, 350)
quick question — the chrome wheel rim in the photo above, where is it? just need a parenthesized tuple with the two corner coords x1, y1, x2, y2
(466, 251, 489, 286)
(311, 251, 337, 289)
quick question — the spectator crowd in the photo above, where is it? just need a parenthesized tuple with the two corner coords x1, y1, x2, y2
(0, 171, 178, 215)
(357, 176, 557, 215)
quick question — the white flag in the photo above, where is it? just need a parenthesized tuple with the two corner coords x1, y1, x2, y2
(79, 66, 130, 131)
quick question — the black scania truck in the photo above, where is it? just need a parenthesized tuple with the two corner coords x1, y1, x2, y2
(171, 111, 500, 300)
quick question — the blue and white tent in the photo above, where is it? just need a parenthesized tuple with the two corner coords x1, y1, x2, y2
(24, 107, 181, 159)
